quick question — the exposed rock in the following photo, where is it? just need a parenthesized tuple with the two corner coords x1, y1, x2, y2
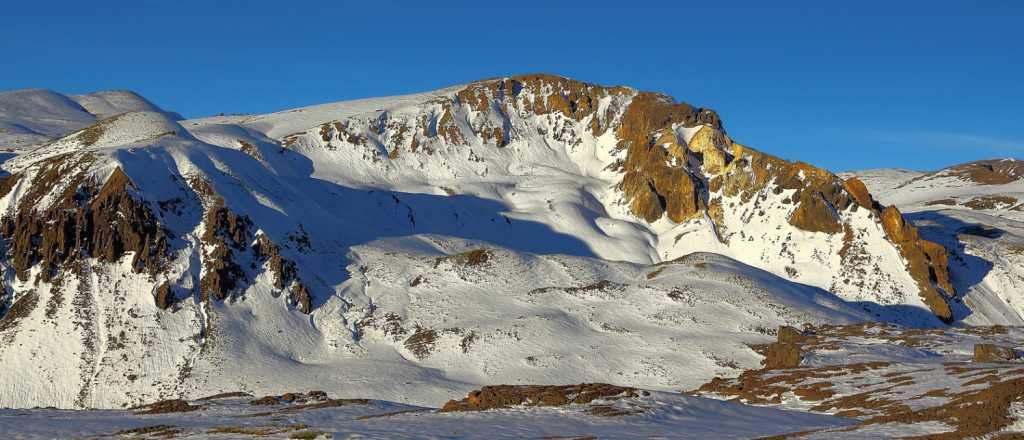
(154, 281, 175, 310)
(404, 326, 438, 359)
(440, 383, 638, 412)
(762, 342, 802, 369)
(777, 325, 810, 344)
(905, 159, 1024, 186)
(289, 282, 312, 314)
(134, 399, 202, 414)
(249, 391, 330, 406)
(434, 248, 492, 268)
(973, 344, 1019, 363)
(197, 391, 252, 401)
(880, 206, 954, 322)
(0, 163, 169, 283)
(196, 197, 313, 314)
(0, 174, 20, 199)
(842, 177, 875, 209)
(198, 199, 250, 302)
(788, 190, 842, 234)
(617, 93, 708, 223)
(963, 195, 1018, 210)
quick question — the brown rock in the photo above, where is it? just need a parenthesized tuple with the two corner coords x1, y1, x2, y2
(762, 342, 802, 369)
(842, 177, 874, 209)
(973, 344, 1019, 363)
(788, 190, 842, 234)
(135, 399, 202, 414)
(154, 281, 175, 310)
(881, 206, 916, 243)
(777, 326, 808, 344)
(880, 206, 955, 322)
(289, 282, 312, 314)
(404, 326, 438, 359)
(0, 162, 169, 283)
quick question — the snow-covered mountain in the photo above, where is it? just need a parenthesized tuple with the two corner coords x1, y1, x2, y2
(0, 75, 983, 410)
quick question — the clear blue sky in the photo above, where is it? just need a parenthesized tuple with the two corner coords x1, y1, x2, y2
(2, 1, 1021, 171)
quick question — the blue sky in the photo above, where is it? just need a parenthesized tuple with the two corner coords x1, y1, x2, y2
(2, 1, 1021, 171)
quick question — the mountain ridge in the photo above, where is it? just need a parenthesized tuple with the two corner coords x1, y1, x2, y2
(0, 74, 1005, 410)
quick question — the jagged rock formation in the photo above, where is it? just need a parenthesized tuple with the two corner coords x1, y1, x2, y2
(880, 206, 955, 321)
(0, 162, 169, 283)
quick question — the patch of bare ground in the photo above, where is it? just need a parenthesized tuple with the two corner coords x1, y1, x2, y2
(541, 436, 598, 440)
(197, 391, 253, 401)
(288, 430, 329, 439)
(974, 343, 1020, 362)
(133, 399, 203, 415)
(111, 424, 182, 438)
(853, 377, 1024, 439)
(206, 424, 307, 436)
(355, 408, 433, 420)
(440, 383, 642, 412)
(924, 198, 958, 206)
(964, 195, 1018, 210)
(433, 248, 492, 268)
(244, 392, 370, 417)
(404, 326, 438, 359)
(703, 324, 1024, 438)
(249, 391, 329, 406)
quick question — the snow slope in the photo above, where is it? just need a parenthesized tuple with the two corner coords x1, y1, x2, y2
(0, 89, 97, 149)
(0, 88, 179, 152)
(71, 90, 183, 120)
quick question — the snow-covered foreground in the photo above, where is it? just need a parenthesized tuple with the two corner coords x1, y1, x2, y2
(0, 390, 852, 439)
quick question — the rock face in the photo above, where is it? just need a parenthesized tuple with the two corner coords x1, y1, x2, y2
(762, 342, 802, 369)
(880, 206, 955, 322)
(198, 196, 312, 313)
(0, 160, 169, 283)
(761, 326, 810, 369)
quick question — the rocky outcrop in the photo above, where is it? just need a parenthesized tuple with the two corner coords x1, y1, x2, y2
(199, 199, 250, 302)
(842, 177, 877, 210)
(762, 342, 802, 369)
(760, 326, 811, 369)
(197, 194, 313, 313)
(0, 161, 169, 284)
(154, 281, 175, 310)
(616, 93, 721, 224)
(880, 206, 955, 322)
